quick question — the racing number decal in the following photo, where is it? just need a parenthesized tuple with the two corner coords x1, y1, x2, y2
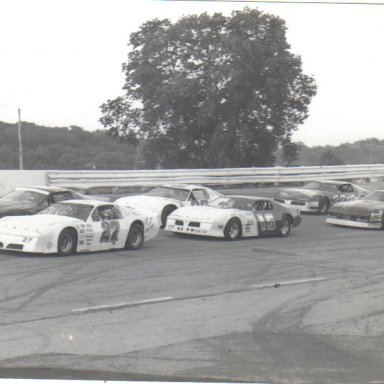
(255, 213, 276, 231)
(100, 220, 120, 244)
(264, 213, 276, 230)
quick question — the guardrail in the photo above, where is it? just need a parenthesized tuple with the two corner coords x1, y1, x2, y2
(47, 164, 384, 190)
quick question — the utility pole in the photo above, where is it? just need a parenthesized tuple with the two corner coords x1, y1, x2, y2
(17, 108, 23, 170)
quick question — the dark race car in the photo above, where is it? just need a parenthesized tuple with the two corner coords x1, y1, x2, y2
(326, 190, 384, 229)
(273, 180, 368, 214)
(0, 186, 93, 218)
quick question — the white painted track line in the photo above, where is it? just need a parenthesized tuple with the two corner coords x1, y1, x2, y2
(250, 277, 325, 289)
(72, 296, 174, 314)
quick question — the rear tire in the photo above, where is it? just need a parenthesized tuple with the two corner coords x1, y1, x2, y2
(125, 223, 144, 250)
(224, 218, 242, 241)
(161, 205, 177, 228)
(279, 215, 292, 237)
(57, 228, 77, 256)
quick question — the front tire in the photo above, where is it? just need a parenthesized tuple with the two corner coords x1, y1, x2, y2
(279, 215, 292, 237)
(318, 197, 330, 214)
(224, 218, 242, 241)
(57, 228, 77, 256)
(125, 223, 144, 250)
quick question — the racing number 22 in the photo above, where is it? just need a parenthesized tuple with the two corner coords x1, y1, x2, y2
(100, 220, 120, 244)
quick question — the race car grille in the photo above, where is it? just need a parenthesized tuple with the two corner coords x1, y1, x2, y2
(6, 244, 24, 250)
(188, 222, 200, 228)
(290, 201, 306, 206)
(175, 220, 184, 226)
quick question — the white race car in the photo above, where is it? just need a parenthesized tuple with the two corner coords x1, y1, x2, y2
(0, 200, 159, 255)
(165, 195, 302, 240)
(115, 184, 223, 228)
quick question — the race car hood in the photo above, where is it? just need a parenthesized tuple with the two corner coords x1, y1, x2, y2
(0, 215, 82, 236)
(276, 188, 320, 200)
(330, 200, 384, 215)
(115, 195, 178, 211)
(170, 206, 236, 221)
(0, 201, 36, 217)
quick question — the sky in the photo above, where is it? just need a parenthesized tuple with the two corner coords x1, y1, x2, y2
(1, 0, 384, 147)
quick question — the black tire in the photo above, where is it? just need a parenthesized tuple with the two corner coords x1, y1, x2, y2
(125, 223, 144, 250)
(57, 228, 77, 256)
(224, 218, 242, 241)
(318, 197, 330, 214)
(279, 215, 292, 237)
(160, 205, 177, 228)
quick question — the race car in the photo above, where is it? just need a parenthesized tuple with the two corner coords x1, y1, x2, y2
(0, 200, 159, 255)
(165, 195, 302, 240)
(326, 190, 384, 229)
(273, 180, 368, 214)
(115, 184, 223, 228)
(0, 186, 93, 218)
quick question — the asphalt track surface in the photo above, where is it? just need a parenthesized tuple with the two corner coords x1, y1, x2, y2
(0, 212, 384, 383)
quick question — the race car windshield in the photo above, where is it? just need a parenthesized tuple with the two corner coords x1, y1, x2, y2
(145, 186, 190, 201)
(0, 189, 46, 205)
(39, 202, 94, 221)
(303, 182, 338, 192)
(361, 191, 384, 202)
(209, 197, 253, 210)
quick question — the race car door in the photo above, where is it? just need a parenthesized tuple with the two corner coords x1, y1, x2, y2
(88, 205, 126, 251)
(252, 200, 277, 234)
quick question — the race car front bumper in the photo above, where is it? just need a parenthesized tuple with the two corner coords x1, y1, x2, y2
(325, 217, 382, 229)
(165, 218, 224, 237)
(0, 233, 53, 254)
(274, 198, 319, 212)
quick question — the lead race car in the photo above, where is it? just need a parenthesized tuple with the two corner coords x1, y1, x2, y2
(0, 200, 159, 255)
(326, 190, 384, 229)
(273, 180, 368, 214)
(165, 195, 302, 240)
(115, 184, 223, 227)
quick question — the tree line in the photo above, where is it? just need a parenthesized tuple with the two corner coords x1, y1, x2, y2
(0, 120, 381, 169)
(0, 121, 136, 170)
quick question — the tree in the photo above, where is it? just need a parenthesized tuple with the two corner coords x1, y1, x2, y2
(101, 8, 317, 168)
(319, 149, 344, 166)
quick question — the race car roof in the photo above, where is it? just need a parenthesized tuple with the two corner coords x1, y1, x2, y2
(16, 186, 76, 194)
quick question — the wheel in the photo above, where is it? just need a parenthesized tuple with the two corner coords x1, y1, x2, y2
(224, 218, 242, 241)
(160, 205, 177, 228)
(318, 197, 330, 214)
(57, 229, 77, 256)
(125, 223, 144, 250)
(279, 215, 292, 237)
